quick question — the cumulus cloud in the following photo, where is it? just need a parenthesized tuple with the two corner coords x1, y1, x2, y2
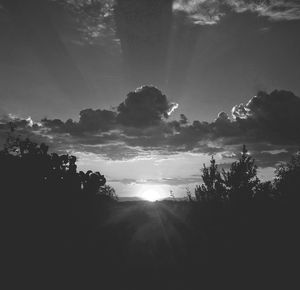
(32, 85, 180, 155)
(1, 88, 300, 169)
(41, 86, 178, 135)
(117, 89, 300, 163)
(0, 113, 40, 129)
(231, 90, 300, 144)
(117, 86, 178, 127)
(42, 108, 117, 135)
(169, 90, 300, 151)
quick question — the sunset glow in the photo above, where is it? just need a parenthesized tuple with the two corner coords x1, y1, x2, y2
(140, 187, 164, 202)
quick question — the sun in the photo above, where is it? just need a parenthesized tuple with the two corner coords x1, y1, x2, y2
(138, 185, 167, 202)
(141, 189, 161, 202)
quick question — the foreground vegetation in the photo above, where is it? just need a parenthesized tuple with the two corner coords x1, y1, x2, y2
(194, 144, 300, 205)
(1, 133, 299, 289)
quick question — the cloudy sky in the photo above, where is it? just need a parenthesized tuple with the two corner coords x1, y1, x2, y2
(1, 0, 300, 198)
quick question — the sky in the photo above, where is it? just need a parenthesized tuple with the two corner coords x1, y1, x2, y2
(1, 0, 300, 199)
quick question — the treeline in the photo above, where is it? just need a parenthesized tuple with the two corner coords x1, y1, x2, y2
(193, 145, 300, 207)
(0, 133, 117, 201)
(1, 133, 121, 287)
(0, 133, 118, 244)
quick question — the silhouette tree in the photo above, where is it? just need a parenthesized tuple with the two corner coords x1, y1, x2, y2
(0, 133, 108, 204)
(98, 184, 118, 201)
(274, 150, 300, 202)
(222, 145, 260, 206)
(195, 156, 226, 203)
(254, 181, 275, 202)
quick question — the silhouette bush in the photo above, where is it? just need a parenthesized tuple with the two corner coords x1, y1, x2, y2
(222, 145, 260, 206)
(0, 132, 117, 234)
(192, 145, 300, 229)
(195, 156, 226, 203)
(195, 145, 261, 207)
(274, 150, 300, 202)
(0, 133, 110, 191)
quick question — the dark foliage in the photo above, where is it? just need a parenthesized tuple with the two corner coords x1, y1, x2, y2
(222, 145, 260, 204)
(194, 145, 261, 208)
(275, 151, 300, 202)
(0, 133, 108, 200)
(1, 135, 300, 289)
(195, 156, 226, 203)
(194, 145, 300, 207)
(190, 145, 300, 288)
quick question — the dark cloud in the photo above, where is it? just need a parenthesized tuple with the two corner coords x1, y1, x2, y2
(117, 86, 178, 127)
(79, 108, 117, 131)
(42, 109, 116, 135)
(117, 89, 300, 163)
(168, 90, 300, 151)
(42, 108, 117, 135)
(0, 113, 38, 129)
(1, 89, 300, 169)
(231, 90, 300, 144)
(42, 86, 178, 134)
